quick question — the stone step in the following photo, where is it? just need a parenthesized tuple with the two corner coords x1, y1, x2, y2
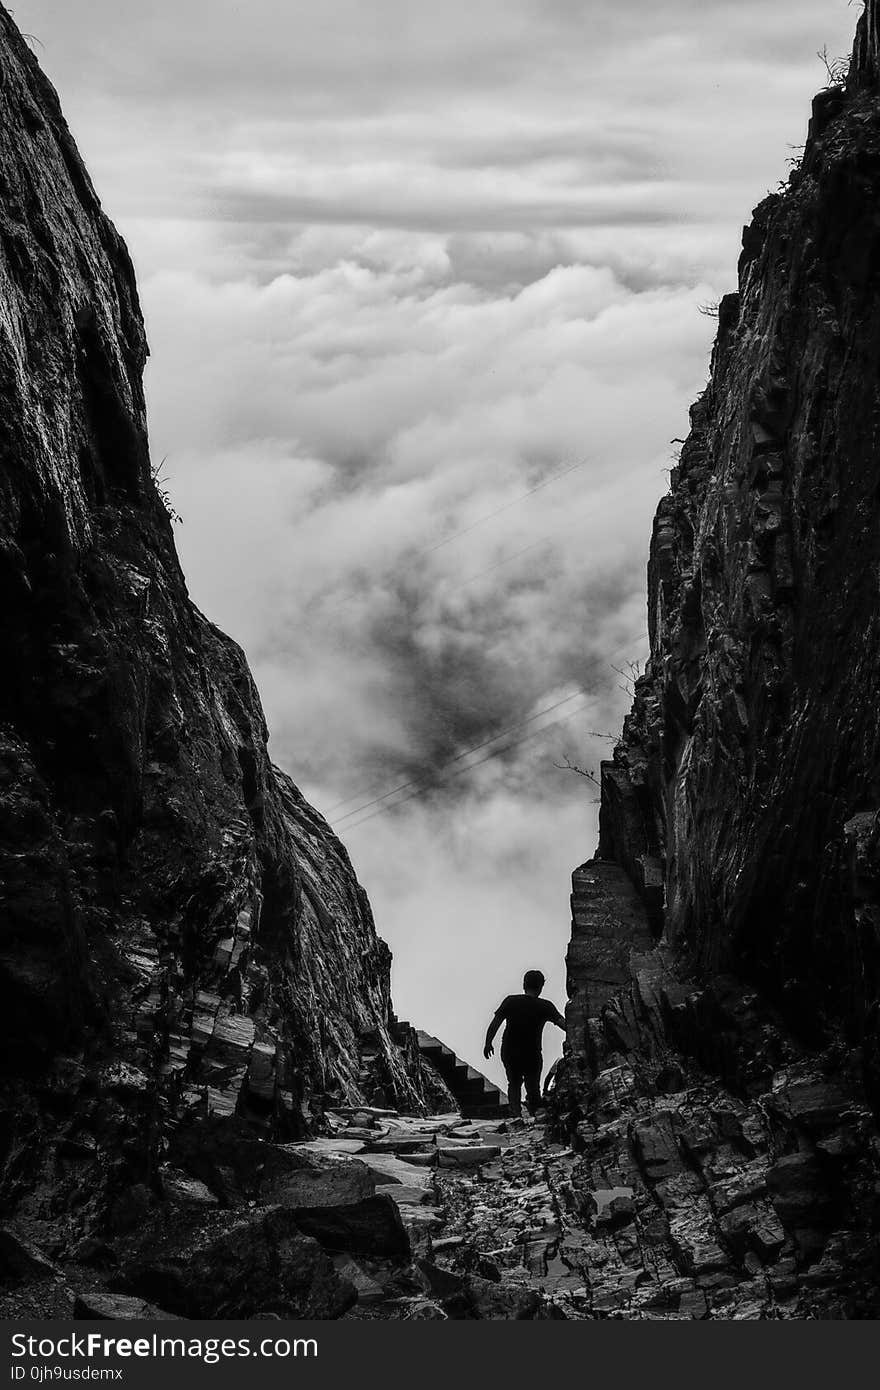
(413, 1030, 508, 1119)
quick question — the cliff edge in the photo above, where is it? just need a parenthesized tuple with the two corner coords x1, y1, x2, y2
(0, 4, 442, 1250)
(596, 0, 880, 1091)
(557, 1, 880, 1315)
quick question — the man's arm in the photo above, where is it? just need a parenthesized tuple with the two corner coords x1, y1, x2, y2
(483, 1001, 508, 1058)
(550, 1004, 566, 1030)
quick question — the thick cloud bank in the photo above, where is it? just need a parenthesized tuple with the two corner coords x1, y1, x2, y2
(20, 0, 856, 1083)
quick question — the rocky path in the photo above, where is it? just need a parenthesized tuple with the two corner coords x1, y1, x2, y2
(296, 1100, 743, 1321)
(296, 1107, 577, 1320)
(2, 1067, 877, 1319)
(3, 1002, 878, 1322)
(0, 1104, 565, 1322)
(299, 1041, 880, 1321)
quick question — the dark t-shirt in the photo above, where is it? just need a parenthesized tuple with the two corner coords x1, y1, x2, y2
(493, 994, 564, 1061)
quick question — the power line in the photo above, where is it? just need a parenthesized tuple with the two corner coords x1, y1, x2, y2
(422, 459, 586, 557)
(339, 698, 604, 833)
(329, 628, 645, 822)
(328, 628, 647, 827)
(331, 686, 589, 827)
(443, 537, 550, 595)
(439, 506, 588, 597)
(446, 502, 598, 597)
(307, 458, 588, 630)
(323, 526, 585, 817)
(320, 532, 556, 817)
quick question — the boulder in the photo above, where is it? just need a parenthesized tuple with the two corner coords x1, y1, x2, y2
(121, 1207, 356, 1319)
(632, 1115, 683, 1183)
(766, 1079, 858, 1134)
(289, 1138, 367, 1157)
(604, 1195, 636, 1228)
(357, 1152, 434, 1188)
(766, 1154, 831, 1226)
(717, 1203, 786, 1263)
(443, 1275, 540, 1320)
(376, 1185, 432, 1207)
(168, 1116, 374, 1207)
(366, 1136, 436, 1155)
(437, 1144, 501, 1168)
(414, 1258, 465, 1300)
(264, 1157, 375, 1209)
(291, 1194, 410, 1261)
(74, 1293, 180, 1320)
(160, 1171, 219, 1208)
(431, 1235, 465, 1253)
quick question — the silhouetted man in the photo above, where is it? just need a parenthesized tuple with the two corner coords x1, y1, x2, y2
(483, 970, 566, 1119)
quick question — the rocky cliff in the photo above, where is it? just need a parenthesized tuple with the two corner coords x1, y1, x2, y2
(0, 3, 443, 1251)
(594, 0, 880, 1098)
(556, 3, 880, 1315)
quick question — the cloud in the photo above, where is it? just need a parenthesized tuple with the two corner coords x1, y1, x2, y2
(143, 257, 711, 787)
(22, 1, 856, 251)
(15, 0, 860, 1084)
(140, 248, 699, 1095)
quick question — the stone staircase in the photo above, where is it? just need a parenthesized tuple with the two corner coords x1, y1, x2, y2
(392, 1021, 508, 1118)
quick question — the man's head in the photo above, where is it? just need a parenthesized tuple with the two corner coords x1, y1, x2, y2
(523, 969, 545, 996)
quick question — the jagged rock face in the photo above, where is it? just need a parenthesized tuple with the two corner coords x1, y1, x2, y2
(554, 5, 880, 1316)
(558, 862, 880, 1316)
(598, 26, 880, 1098)
(0, 4, 432, 1232)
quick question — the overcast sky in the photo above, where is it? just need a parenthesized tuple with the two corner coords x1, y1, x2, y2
(18, 0, 857, 1089)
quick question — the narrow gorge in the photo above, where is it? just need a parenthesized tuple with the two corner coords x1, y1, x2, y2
(1, 1, 880, 1321)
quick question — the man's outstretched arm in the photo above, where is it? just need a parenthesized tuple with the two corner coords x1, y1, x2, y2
(551, 1005, 567, 1030)
(483, 1006, 505, 1059)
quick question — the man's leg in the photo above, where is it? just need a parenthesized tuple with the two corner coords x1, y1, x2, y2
(523, 1058, 542, 1115)
(504, 1059, 524, 1118)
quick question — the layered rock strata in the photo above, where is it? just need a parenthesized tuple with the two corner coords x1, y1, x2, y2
(0, 3, 437, 1258)
(558, 3, 880, 1315)
(593, 0, 880, 1097)
(559, 871, 879, 1316)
